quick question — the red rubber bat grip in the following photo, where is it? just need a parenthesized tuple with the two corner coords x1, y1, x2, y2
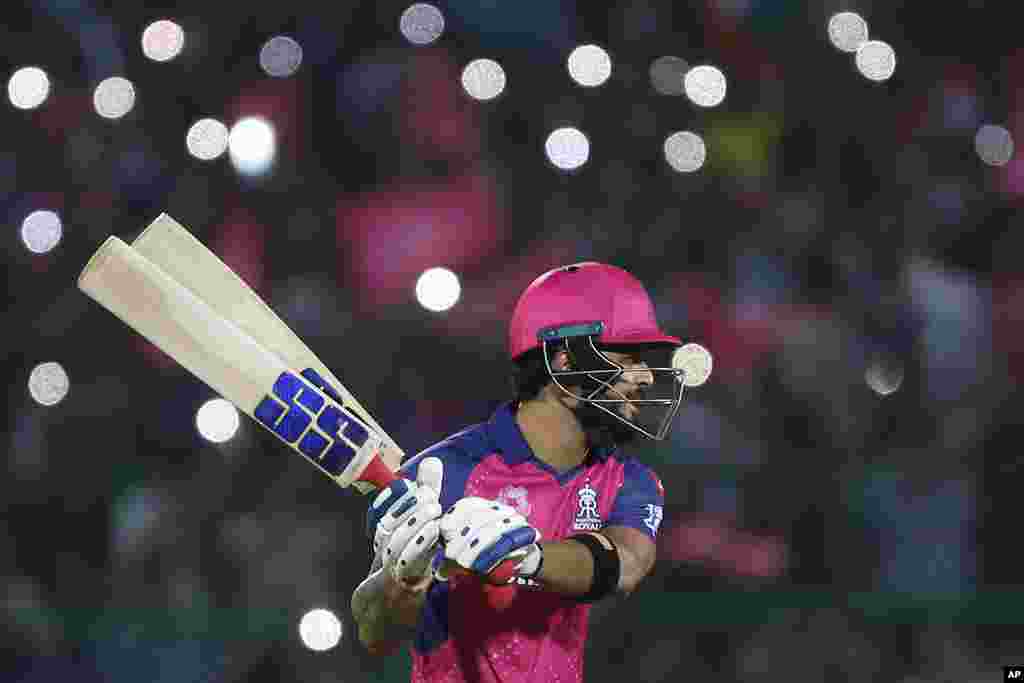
(355, 452, 398, 490)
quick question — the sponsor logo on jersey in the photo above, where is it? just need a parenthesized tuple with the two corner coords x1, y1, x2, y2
(497, 484, 532, 517)
(573, 481, 603, 531)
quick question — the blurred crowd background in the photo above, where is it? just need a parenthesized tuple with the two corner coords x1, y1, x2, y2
(4, 0, 1024, 681)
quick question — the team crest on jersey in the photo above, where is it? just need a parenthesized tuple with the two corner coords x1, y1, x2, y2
(572, 482, 603, 531)
(497, 485, 532, 517)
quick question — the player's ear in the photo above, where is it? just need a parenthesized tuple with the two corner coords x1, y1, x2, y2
(551, 350, 572, 372)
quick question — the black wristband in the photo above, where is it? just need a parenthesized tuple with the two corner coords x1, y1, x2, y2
(568, 532, 620, 602)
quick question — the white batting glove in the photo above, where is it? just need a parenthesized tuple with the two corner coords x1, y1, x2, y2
(438, 497, 543, 582)
(366, 457, 445, 584)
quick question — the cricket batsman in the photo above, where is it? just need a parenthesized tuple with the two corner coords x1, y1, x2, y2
(352, 262, 689, 682)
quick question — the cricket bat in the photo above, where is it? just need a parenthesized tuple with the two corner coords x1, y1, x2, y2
(129, 213, 403, 473)
(77, 234, 398, 493)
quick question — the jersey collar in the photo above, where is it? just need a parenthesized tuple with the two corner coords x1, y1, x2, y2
(485, 401, 615, 467)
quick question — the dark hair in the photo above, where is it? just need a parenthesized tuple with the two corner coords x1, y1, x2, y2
(511, 348, 552, 402)
(510, 338, 601, 402)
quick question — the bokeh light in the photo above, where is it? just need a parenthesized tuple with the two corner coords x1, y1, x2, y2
(664, 131, 707, 173)
(93, 77, 136, 119)
(545, 127, 590, 171)
(975, 124, 1014, 166)
(649, 56, 688, 96)
(28, 361, 70, 406)
(141, 19, 185, 62)
(20, 210, 62, 254)
(8, 66, 51, 110)
(259, 36, 303, 78)
(399, 3, 445, 46)
(865, 359, 904, 396)
(195, 398, 240, 443)
(684, 65, 727, 108)
(461, 58, 507, 101)
(827, 11, 869, 53)
(415, 267, 461, 312)
(299, 608, 343, 651)
(229, 117, 276, 176)
(186, 118, 230, 161)
(855, 40, 896, 82)
(567, 44, 612, 88)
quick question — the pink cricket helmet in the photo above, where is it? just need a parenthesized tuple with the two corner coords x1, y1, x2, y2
(509, 262, 681, 360)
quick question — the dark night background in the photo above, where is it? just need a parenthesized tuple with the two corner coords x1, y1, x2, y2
(4, 1, 1024, 680)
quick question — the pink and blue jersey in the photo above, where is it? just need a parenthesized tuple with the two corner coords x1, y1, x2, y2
(398, 402, 665, 683)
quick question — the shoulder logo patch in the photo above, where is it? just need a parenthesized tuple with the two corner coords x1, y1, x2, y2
(644, 504, 664, 534)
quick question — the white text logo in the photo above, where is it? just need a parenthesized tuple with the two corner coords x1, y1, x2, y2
(573, 482, 603, 531)
(644, 504, 664, 533)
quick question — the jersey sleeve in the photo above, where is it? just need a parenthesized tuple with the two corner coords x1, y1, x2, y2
(606, 459, 666, 540)
(398, 443, 476, 513)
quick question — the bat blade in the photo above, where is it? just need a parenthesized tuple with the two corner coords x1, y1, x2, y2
(77, 236, 395, 492)
(130, 213, 404, 472)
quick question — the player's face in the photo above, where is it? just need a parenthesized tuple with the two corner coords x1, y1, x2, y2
(599, 351, 654, 423)
(567, 350, 657, 449)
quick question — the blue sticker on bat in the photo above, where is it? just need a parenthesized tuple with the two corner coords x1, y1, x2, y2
(301, 368, 344, 405)
(254, 369, 371, 478)
(299, 430, 330, 459)
(341, 408, 369, 445)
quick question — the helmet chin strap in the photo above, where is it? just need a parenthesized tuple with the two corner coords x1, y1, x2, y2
(541, 335, 685, 441)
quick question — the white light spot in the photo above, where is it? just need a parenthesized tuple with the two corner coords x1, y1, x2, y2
(195, 398, 240, 443)
(8, 66, 51, 110)
(684, 65, 727, 108)
(186, 118, 229, 160)
(400, 3, 445, 46)
(865, 359, 903, 396)
(649, 56, 688, 96)
(93, 77, 136, 119)
(415, 267, 461, 312)
(567, 44, 612, 88)
(21, 210, 63, 254)
(975, 124, 1014, 167)
(545, 127, 590, 171)
(141, 19, 185, 62)
(461, 58, 506, 101)
(827, 12, 869, 53)
(228, 117, 276, 176)
(855, 40, 896, 82)
(664, 131, 706, 173)
(673, 343, 713, 388)
(29, 362, 70, 406)
(299, 608, 343, 651)
(260, 36, 303, 78)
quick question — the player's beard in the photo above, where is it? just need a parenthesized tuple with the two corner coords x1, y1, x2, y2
(570, 393, 642, 451)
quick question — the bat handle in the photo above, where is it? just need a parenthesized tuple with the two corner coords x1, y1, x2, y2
(355, 453, 519, 583)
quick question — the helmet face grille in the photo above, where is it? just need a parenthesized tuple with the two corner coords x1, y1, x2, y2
(542, 335, 686, 441)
